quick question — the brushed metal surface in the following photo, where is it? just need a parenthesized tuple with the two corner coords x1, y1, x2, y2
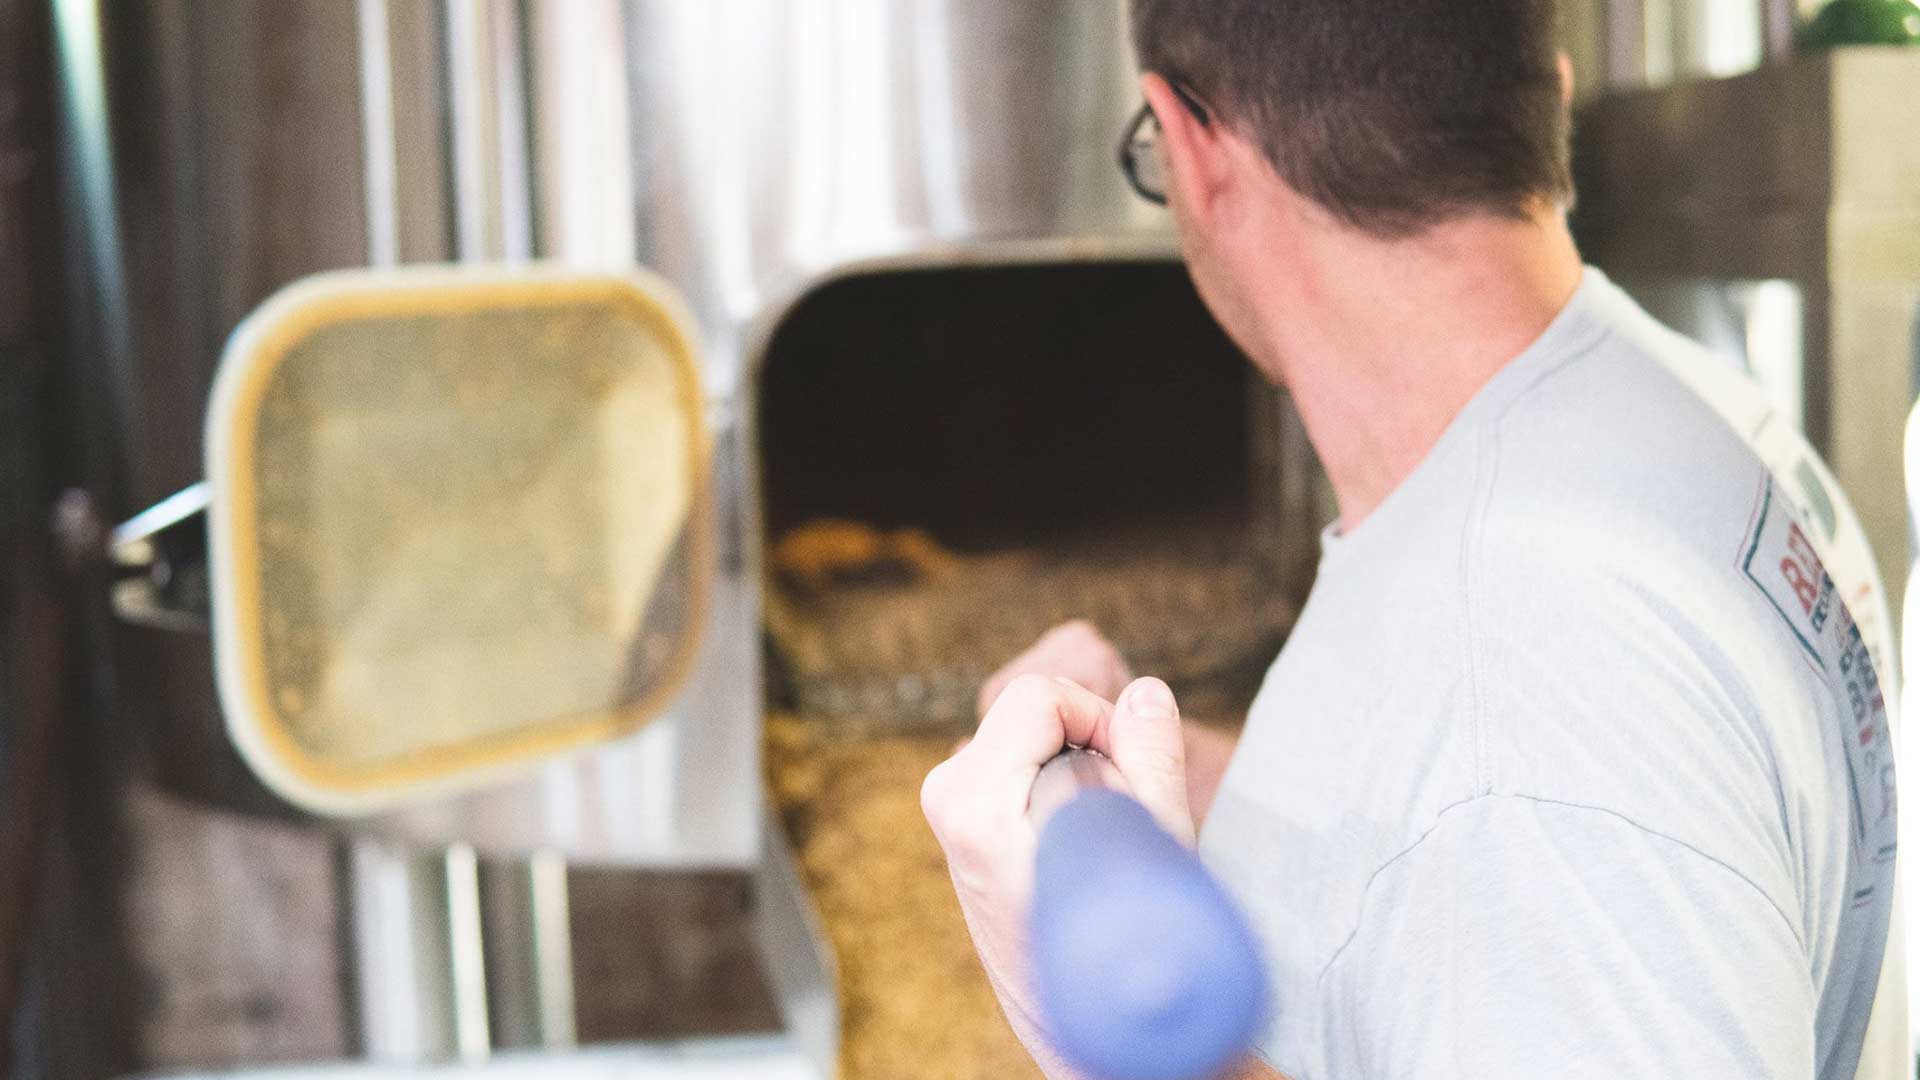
(1590, 0, 1823, 91)
(750, 811, 837, 1080)
(46, 3, 1218, 1074)
(69, 0, 1175, 866)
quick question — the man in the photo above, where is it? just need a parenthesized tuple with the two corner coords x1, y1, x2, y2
(919, 1, 1901, 1078)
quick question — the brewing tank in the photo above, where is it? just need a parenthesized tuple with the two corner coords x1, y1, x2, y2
(61, 0, 1174, 863)
(46, 3, 1305, 1073)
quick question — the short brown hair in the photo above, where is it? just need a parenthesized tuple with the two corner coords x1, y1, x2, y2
(1131, 0, 1573, 238)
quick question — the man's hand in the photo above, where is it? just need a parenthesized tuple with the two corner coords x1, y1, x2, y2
(922, 674, 1192, 1078)
(977, 621, 1244, 832)
(976, 620, 1134, 717)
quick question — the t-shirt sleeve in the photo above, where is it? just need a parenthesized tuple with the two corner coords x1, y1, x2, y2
(1317, 795, 1815, 1079)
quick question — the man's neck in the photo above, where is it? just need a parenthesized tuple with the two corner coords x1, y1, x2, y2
(1246, 209, 1584, 532)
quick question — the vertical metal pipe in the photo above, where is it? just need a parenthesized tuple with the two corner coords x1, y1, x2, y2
(487, 0, 533, 262)
(1762, 0, 1798, 61)
(1676, 0, 1768, 78)
(754, 812, 839, 1080)
(526, 851, 577, 1047)
(475, 862, 534, 1051)
(443, 843, 492, 1062)
(347, 4, 502, 1067)
(346, 840, 458, 1061)
(1646, 0, 1679, 84)
(348, 4, 434, 1066)
(356, 0, 401, 268)
(445, 0, 503, 262)
(526, 0, 634, 266)
(479, 851, 578, 1050)
(449, 0, 581, 1057)
(1604, 0, 1650, 90)
(49, 0, 139, 497)
(343, 839, 491, 1064)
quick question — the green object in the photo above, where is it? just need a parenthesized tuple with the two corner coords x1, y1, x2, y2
(1799, 0, 1920, 47)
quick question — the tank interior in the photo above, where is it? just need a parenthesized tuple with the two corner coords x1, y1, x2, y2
(757, 261, 1309, 733)
(754, 260, 1312, 1076)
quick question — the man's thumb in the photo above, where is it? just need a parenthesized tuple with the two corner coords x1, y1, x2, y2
(1110, 677, 1194, 845)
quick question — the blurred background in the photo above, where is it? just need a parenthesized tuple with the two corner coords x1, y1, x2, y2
(0, 1, 1915, 1077)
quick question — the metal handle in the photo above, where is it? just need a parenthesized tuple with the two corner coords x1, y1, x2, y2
(1029, 746, 1128, 825)
(1028, 748, 1270, 1080)
(108, 481, 211, 632)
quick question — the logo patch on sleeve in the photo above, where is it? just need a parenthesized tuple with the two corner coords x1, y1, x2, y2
(1741, 476, 1896, 886)
(1743, 477, 1839, 667)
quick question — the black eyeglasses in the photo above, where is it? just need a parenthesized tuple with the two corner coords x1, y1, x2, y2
(1117, 81, 1211, 206)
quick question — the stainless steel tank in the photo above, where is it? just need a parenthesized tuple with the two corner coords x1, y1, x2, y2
(51, 1, 1306, 1074)
(1576, 0, 1813, 93)
(62, 0, 1175, 859)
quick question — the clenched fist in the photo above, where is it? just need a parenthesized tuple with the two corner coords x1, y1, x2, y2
(923, 673, 1194, 1078)
(977, 620, 1134, 718)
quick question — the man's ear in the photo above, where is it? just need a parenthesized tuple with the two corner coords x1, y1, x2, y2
(1141, 72, 1230, 225)
(1556, 51, 1575, 107)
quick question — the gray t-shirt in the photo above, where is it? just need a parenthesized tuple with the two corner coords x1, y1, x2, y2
(1200, 269, 1897, 1079)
